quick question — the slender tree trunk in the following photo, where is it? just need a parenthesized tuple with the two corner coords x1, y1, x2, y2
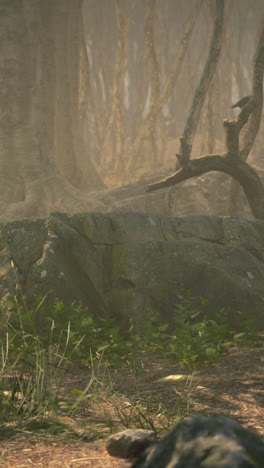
(125, 0, 204, 174)
(228, 0, 255, 216)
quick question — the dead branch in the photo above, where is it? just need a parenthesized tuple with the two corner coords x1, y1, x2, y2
(240, 17, 264, 160)
(147, 5, 264, 220)
(147, 96, 264, 218)
(176, 0, 224, 166)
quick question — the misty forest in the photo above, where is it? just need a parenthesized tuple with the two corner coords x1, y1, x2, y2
(1, 0, 264, 220)
(1, 1, 264, 467)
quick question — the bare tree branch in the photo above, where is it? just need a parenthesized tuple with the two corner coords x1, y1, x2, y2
(147, 4, 264, 221)
(125, 0, 204, 173)
(147, 102, 264, 219)
(147, 138, 264, 220)
(240, 16, 264, 160)
(176, 0, 224, 166)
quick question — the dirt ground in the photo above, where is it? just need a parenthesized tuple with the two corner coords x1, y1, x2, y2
(0, 344, 263, 467)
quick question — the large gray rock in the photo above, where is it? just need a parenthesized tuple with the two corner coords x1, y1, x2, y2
(129, 416, 264, 468)
(0, 212, 264, 329)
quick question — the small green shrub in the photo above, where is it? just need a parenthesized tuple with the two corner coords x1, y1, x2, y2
(168, 290, 261, 369)
(0, 289, 261, 425)
(44, 299, 134, 367)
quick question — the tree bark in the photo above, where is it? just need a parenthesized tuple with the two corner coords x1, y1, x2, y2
(0, 0, 104, 219)
(176, 0, 224, 165)
(229, 4, 263, 216)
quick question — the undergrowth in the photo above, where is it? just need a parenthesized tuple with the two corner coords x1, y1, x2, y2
(0, 288, 261, 435)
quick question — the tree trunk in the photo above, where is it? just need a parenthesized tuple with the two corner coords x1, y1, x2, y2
(228, 0, 256, 216)
(0, 0, 104, 219)
(125, 0, 204, 174)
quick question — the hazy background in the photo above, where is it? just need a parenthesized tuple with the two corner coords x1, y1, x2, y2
(82, 0, 264, 186)
(0, 0, 263, 219)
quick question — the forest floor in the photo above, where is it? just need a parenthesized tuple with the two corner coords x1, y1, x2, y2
(0, 344, 263, 468)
